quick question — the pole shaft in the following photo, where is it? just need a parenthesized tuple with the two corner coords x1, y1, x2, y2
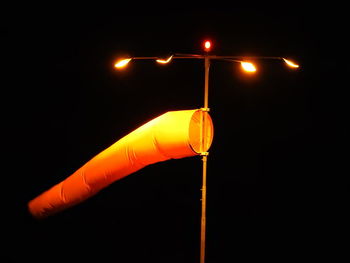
(204, 57, 210, 109)
(200, 155, 208, 263)
(200, 56, 210, 263)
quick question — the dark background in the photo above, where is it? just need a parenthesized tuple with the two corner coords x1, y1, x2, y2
(3, 4, 348, 263)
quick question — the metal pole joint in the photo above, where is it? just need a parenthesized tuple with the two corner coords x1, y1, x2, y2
(200, 107, 210, 112)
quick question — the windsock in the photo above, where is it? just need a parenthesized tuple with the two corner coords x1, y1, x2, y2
(28, 109, 214, 219)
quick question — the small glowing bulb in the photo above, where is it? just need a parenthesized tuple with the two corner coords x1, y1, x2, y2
(156, 55, 173, 64)
(204, 40, 211, 52)
(114, 58, 131, 69)
(241, 62, 256, 73)
(283, 58, 299, 68)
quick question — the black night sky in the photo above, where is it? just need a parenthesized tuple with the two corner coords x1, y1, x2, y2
(3, 5, 348, 263)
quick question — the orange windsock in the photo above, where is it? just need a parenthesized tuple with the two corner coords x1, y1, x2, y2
(28, 109, 214, 219)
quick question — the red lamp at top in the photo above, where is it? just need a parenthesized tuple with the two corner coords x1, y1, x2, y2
(203, 40, 212, 52)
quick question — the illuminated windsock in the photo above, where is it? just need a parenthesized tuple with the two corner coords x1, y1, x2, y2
(28, 109, 214, 219)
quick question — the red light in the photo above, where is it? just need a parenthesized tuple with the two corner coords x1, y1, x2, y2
(204, 40, 211, 52)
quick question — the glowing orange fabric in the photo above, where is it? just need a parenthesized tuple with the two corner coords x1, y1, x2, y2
(28, 109, 213, 219)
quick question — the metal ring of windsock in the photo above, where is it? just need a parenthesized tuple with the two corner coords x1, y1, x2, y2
(28, 109, 214, 219)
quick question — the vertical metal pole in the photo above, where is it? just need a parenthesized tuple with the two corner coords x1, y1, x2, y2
(204, 56, 210, 110)
(200, 154, 208, 263)
(200, 56, 210, 263)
